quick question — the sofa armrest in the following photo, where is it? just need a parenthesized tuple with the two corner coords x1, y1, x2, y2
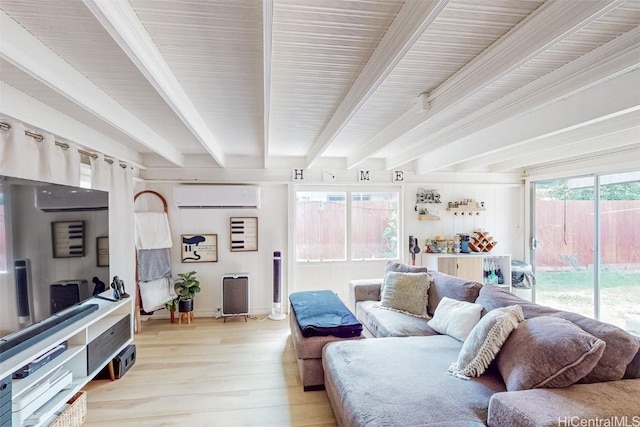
(488, 379, 640, 427)
(348, 279, 382, 313)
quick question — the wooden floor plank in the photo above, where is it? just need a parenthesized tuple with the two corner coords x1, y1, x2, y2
(83, 317, 337, 426)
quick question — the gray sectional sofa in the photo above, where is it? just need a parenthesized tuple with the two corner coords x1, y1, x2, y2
(322, 269, 640, 426)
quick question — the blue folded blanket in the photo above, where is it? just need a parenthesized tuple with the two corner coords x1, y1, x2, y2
(290, 290, 362, 338)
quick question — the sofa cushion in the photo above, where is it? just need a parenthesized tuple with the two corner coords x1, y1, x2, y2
(428, 297, 483, 342)
(476, 284, 558, 317)
(356, 300, 438, 337)
(496, 316, 606, 391)
(450, 305, 524, 378)
(323, 335, 507, 427)
(488, 379, 640, 427)
(427, 272, 482, 316)
(553, 311, 639, 383)
(379, 271, 430, 317)
(478, 285, 640, 382)
(624, 336, 640, 379)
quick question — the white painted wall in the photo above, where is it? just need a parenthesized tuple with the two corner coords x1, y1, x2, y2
(141, 183, 288, 317)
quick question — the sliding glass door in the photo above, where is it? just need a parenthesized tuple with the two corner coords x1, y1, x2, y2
(597, 172, 640, 332)
(531, 172, 640, 333)
(532, 178, 595, 318)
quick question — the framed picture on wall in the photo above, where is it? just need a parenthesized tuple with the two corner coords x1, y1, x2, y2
(96, 236, 109, 267)
(181, 234, 218, 263)
(230, 217, 258, 252)
(51, 221, 85, 258)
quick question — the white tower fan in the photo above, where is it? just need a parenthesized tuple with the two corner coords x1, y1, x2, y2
(268, 251, 286, 320)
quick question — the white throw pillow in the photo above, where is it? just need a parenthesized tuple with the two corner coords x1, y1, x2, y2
(449, 305, 524, 379)
(427, 297, 483, 341)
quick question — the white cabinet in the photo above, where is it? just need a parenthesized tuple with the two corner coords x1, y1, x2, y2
(0, 296, 133, 427)
(422, 253, 512, 291)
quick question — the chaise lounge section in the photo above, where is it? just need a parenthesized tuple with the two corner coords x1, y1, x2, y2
(323, 268, 640, 426)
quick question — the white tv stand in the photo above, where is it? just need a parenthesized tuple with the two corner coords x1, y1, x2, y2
(0, 295, 133, 426)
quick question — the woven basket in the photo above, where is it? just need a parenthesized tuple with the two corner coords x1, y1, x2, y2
(49, 391, 87, 427)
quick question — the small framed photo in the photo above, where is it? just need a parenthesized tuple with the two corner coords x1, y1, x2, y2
(96, 236, 109, 267)
(181, 234, 218, 263)
(52, 221, 85, 258)
(230, 217, 258, 252)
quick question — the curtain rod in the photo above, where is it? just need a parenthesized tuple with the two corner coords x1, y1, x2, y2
(0, 121, 127, 168)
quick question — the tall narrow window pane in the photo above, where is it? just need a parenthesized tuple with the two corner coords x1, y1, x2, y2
(351, 191, 399, 260)
(533, 178, 595, 318)
(295, 191, 346, 261)
(598, 172, 640, 332)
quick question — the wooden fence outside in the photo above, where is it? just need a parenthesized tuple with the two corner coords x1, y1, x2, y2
(535, 200, 640, 268)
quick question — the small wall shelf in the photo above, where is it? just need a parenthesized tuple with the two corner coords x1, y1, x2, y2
(446, 207, 485, 215)
(418, 213, 441, 221)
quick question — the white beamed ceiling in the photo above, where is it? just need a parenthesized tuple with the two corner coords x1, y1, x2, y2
(0, 0, 638, 175)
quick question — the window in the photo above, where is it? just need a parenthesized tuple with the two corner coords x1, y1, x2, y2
(296, 191, 346, 261)
(80, 162, 92, 189)
(295, 189, 399, 261)
(351, 192, 398, 260)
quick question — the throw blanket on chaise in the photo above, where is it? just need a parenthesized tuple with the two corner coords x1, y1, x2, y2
(290, 290, 362, 338)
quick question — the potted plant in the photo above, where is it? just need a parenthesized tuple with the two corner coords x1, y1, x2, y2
(173, 271, 201, 313)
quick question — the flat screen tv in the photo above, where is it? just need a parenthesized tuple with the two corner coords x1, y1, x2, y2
(0, 175, 109, 340)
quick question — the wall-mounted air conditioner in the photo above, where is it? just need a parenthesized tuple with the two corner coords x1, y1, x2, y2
(35, 186, 108, 212)
(174, 185, 261, 209)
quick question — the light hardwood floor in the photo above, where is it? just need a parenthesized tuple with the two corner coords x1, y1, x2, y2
(83, 316, 337, 426)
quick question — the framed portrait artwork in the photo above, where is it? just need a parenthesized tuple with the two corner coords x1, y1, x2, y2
(181, 234, 218, 263)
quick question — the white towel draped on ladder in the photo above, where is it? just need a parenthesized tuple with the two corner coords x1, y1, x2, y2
(135, 212, 172, 250)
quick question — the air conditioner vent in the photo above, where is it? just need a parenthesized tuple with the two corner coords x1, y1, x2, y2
(174, 185, 261, 209)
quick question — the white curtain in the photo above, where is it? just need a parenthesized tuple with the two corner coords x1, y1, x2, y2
(107, 163, 136, 306)
(90, 153, 111, 192)
(1, 120, 38, 180)
(48, 136, 80, 186)
(0, 120, 80, 186)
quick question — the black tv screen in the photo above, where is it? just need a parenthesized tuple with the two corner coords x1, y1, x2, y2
(0, 175, 109, 339)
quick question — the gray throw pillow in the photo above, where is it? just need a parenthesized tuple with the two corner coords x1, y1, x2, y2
(378, 271, 430, 318)
(382, 262, 429, 295)
(496, 316, 606, 391)
(476, 284, 640, 382)
(427, 272, 482, 316)
(449, 305, 524, 379)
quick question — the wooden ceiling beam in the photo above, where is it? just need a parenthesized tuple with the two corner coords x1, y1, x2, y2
(83, 0, 225, 167)
(453, 112, 640, 172)
(415, 69, 640, 174)
(0, 10, 184, 167)
(304, 0, 450, 168)
(374, 0, 627, 170)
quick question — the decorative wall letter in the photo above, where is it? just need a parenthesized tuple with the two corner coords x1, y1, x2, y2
(393, 170, 404, 182)
(292, 168, 306, 181)
(358, 170, 371, 182)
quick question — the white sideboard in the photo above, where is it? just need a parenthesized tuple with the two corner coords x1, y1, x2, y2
(0, 295, 133, 427)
